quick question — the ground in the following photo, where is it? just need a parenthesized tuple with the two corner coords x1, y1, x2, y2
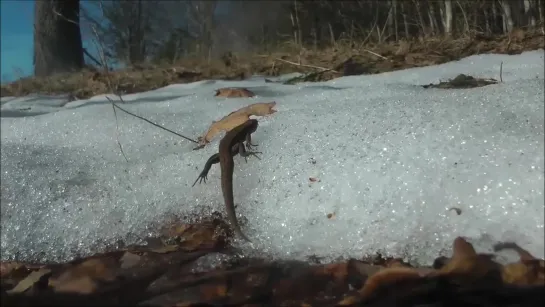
(1, 28, 543, 98)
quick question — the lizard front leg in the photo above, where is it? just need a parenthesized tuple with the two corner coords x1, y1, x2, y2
(238, 142, 261, 163)
(192, 143, 247, 187)
(245, 132, 258, 151)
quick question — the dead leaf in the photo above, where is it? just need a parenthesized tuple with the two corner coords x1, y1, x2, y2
(201, 283, 228, 300)
(53, 276, 100, 294)
(149, 244, 180, 254)
(164, 224, 191, 238)
(6, 268, 51, 294)
(493, 242, 538, 261)
(0, 261, 24, 278)
(385, 259, 411, 268)
(358, 267, 428, 299)
(215, 87, 255, 98)
(49, 258, 118, 294)
(502, 261, 545, 285)
(348, 260, 383, 278)
(337, 295, 361, 305)
(198, 101, 277, 146)
(120, 252, 142, 269)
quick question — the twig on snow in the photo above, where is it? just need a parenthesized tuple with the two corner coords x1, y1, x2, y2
(274, 58, 338, 73)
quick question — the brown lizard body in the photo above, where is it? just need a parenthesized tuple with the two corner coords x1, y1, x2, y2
(192, 138, 260, 187)
(218, 119, 260, 242)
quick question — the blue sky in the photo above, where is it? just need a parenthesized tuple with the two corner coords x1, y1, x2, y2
(0, 0, 102, 84)
(1, 0, 34, 83)
(0, 1, 229, 84)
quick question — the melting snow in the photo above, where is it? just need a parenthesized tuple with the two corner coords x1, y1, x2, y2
(1, 50, 544, 264)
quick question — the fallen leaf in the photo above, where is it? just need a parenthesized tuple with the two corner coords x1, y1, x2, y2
(49, 258, 118, 294)
(358, 267, 428, 299)
(53, 276, 100, 294)
(6, 268, 51, 294)
(502, 261, 545, 285)
(337, 295, 361, 305)
(149, 244, 180, 254)
(201, 283, 228, 300)
(385, 259, 411, 268)
(319, 262, 348, 282)
(348, 260, 382, 278)
(120, 252, 142, 269)
(215, 87, 255, 98)
(0, 261, 24, 278)
(493, 242, 538, 261)
(198, 101, 277, 146)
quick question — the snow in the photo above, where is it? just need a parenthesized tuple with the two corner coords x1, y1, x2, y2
(1, 50, 544, 265)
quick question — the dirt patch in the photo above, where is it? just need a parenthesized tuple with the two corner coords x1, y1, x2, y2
(2, 29, 543, 98)
(422, 74, 499, 89)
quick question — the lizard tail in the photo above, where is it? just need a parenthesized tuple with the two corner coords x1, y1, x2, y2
(220, 155, 252, 242)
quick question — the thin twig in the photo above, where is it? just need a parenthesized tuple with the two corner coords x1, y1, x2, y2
(106, 97, 198, 144)
(361, 49, 391, 61)
(110, 101, 129, 163)
(274, 58, 338, 73)
(55, 6, 202, 156)
(89, 25, 130, 162)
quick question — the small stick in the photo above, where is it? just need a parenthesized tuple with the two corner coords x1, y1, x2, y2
(106, 97, 198, 144)
(362, 48, 391, 62)
(274, 58, 338, 73)
(499, 61, 503, 82)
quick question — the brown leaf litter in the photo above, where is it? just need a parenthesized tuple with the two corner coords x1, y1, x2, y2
(1, 227, 543, 307)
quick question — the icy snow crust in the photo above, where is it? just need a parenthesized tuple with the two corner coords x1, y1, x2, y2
(1, 50, 544, 264)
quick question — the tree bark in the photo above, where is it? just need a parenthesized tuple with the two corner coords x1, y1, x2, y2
(440, 0, 453, 36)
(524, 0, 536, 27)
(501, 0, 514, 33)
(33, 0, 83, 77)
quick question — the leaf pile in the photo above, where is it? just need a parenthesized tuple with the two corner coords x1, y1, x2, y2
(2, 218, 543, 307)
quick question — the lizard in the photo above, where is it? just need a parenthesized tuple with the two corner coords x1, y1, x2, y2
(197, 119, 261, 242)
(192, 136, 261, 187)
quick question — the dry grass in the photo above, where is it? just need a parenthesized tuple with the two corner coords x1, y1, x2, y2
(2, 28, 543, 99)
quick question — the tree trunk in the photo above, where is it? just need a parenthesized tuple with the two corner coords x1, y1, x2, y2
(501, 0, 514, 33)
(440, 0, 453, 36)
(33, 0, 83, 77)
(401, 2, 410, 38)
(524, 0, 536, 27)
(428, 1, 438, 36)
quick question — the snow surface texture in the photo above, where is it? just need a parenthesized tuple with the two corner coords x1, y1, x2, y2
(1, 50, 544, 265)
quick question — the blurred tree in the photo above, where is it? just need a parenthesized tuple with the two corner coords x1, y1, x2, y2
(33, 0, 84, 77)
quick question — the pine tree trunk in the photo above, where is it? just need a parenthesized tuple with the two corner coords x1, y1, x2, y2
(33, 0, 83, 77)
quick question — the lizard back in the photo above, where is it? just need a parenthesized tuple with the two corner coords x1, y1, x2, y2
(218, 119, 258, 242)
